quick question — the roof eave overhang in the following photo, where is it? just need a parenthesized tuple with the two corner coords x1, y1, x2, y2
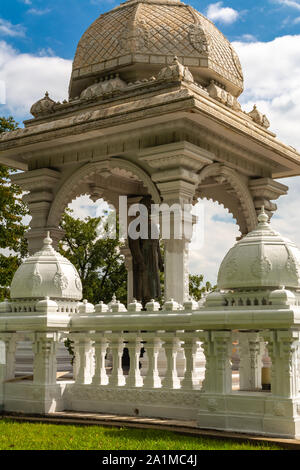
(0, 83, 299, 178)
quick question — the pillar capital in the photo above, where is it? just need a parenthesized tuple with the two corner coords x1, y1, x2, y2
(139, 141, 214, 173)
(249, 177, 288, 219)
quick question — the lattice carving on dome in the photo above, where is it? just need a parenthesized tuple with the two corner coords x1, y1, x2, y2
(73, 4, 136, 68)
(71, 1, 243, 94)
(135, 3, 196, 56)
(193, 10, 243, 82)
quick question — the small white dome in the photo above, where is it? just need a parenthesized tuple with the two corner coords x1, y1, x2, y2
(0, 299, 12, 313)
(218, 208, 300, 290)
(78, 299, 95, 314)
(10, 233, 82, 300)
(269, 287, 296, 306)
(36, 297, 58, 312)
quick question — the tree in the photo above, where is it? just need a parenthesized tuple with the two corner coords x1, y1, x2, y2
(0, 117, 29, 300)
(58, 209, 127, 304)
(189, 274, 215, 301)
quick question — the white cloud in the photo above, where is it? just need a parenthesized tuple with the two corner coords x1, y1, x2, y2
(276, 0, 300, 10)
(27, 8, 51, 16)
(1, 33, 300, 286)
(189, 201, 239, 283)
(189, 34, 300, 284)
(234, 35, 300, 150)
(0, 41, 72, 120)
(239, 34, 257, 42)
(206, 2, 239, 24)
(0, 18, 26, 38)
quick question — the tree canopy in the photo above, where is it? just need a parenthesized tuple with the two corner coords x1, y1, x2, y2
(189, 274, 214, 301)
(0, 117, 29, 300)
(58, 209, 127, 304)
(0, 115, 214, 304)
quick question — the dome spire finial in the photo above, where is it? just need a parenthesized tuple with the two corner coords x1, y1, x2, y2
(257, 206, 269, 225)
(43, 231, 53, 250)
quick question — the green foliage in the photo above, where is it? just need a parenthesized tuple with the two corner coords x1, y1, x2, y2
(0, 419, 284, 450)
(0, 117, 29, 301)
(58, 209, 127, 304)
(189, 274, 215, 301)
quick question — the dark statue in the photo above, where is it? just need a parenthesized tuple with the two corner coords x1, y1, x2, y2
(128, 196, 164, 305)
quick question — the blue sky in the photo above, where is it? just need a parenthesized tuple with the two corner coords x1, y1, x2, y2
(0, 0, 299, 61)
(1, 0, 300, 284)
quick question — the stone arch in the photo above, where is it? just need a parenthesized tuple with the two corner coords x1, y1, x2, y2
(47, 158, 161, 228)
(196, 163, 257, 235)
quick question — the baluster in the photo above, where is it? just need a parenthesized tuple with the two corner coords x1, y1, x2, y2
(126, 335, 143, 388)
(181, 334, 197, 390)
(109, 334, 125, 387)
(72, 335, 94, 385)
(92, 335, 109, 386)
(162, 334, 181, 389)
(143, 334, 162, 388)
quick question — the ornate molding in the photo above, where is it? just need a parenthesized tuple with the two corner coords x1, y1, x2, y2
(66, 385, 200, 408)
(47, 158, 161, 228)
(197, 163, 257, 234)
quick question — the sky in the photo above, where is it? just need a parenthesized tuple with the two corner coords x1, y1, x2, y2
(0, 0, 300, 285)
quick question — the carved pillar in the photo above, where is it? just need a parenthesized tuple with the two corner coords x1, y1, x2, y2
(180, 334, 198, 390)
(92, 335, 109, 386)
(249, 177, 288, 221)
(202, 331, 232, 394)
(108, 334, 126, 387)
(11, 168, 64, 254)
(161, 335, 181, 389)
(239, 332, 264, 391)
(125, 335, 143, 388)
(72, 336, 94, 385)
(156, 188, 195, 304)
(264, 330, 300, 398)
(33, 333, 58, 385)
(143, 334, 162, 388)
(139, 142, 214, 305)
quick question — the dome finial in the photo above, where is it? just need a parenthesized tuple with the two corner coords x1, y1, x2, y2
(257, 206, 269, 225)
(43, 231, 53, 249)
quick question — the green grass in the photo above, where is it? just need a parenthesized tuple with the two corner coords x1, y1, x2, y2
(0, 419, 284, 450)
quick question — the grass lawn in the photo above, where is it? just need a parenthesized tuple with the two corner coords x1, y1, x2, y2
(0, 418, 285, 450)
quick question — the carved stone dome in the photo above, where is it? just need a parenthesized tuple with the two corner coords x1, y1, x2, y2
(10, 233, 82, 300)
(217, 208, 300, 291)
(69, 0, 244, 99)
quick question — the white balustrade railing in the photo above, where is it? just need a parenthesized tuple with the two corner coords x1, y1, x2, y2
(2, 294, 300, 438)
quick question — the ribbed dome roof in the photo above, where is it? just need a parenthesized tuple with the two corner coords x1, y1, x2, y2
(69, 0, 243, 99)
(10, 233, 82, 300)
(217, 208, 300, 291)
